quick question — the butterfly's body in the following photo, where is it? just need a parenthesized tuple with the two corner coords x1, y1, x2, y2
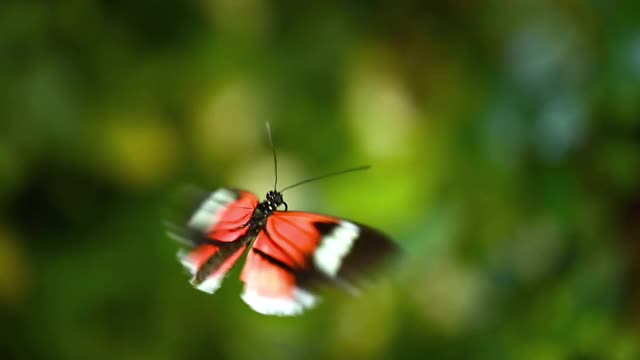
(247, 191, 286, 230)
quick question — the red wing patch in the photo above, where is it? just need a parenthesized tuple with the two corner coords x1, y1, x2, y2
(186, 189, 258, 243)
(178, 242, 248, 294)
(256, 211, 399, 292)
(240, 238, 317, 316)
(168, 187, 258, 294)
(252, 211, 336, 271)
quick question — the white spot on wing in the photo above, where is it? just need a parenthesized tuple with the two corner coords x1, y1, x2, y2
(192, 275, 223, 294)
(241, 288, 317, 316)
(187, 189, 237, 232)
(178, 250, 225, 294)
(313, 221, 360, 277)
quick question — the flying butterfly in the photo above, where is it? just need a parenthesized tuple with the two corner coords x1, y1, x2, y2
(166, 123, 399, 316)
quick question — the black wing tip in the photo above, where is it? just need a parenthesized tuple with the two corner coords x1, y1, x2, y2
(337, 224, 402, 282)
(309, 220, 402, 291)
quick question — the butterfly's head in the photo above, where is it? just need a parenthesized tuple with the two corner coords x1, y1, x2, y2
(265, 190, 287, 211)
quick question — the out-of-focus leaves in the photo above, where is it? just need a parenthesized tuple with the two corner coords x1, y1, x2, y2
(0, 227, 29, 306)
(98, 115, 179, 188)
(2, 0, 640, 359)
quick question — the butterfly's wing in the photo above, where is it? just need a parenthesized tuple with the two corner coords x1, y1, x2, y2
(176, 241, 249, 294)
(166, 187, 259, 294)
(240, 211, 399, 316)
(240, 241, 317, 316)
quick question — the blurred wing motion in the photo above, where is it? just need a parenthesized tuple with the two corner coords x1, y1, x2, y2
(168, 188, 399, 316)
(166, 187, 258, 294)
(240, 211, 399, 316)
(241, 240, 317, 316)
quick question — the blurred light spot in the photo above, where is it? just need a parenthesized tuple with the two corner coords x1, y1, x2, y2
(403, 204, 462, 260)
(505, 219, 564, 283)
(346, 49, 418, 158)
(506, 21, 582, 93)
(533, 95, 586, 163)
(191, 80, 264, 170)
(229, 153, 311, 210)
(483, 102, 526, 169)
(0, 227, 29, 306)
(101, 115, 178, 188)
(325, 170, 422, 229)
(205, 0, 270, 37)
(612, 331, 640, 360)
(410, 261, 485, 335)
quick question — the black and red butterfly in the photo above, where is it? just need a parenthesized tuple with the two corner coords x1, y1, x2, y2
(166, 124, 399, 316)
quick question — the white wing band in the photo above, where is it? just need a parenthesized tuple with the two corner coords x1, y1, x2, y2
(241, 288, 317, 316)
(313, 221, 360, 277)
(187, 189, 236, 232)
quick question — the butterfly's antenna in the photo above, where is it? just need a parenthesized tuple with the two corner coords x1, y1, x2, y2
(279, 165, 371, 192)
(266, 122, 278, 190)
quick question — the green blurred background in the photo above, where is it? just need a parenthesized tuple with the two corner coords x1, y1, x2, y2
(2, 0, 640, 359)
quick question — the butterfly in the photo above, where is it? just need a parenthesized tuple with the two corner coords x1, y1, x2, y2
(166, 124, 399, 316)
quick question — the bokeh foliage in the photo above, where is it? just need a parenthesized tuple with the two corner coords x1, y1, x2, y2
(2, 0, 640, 359)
